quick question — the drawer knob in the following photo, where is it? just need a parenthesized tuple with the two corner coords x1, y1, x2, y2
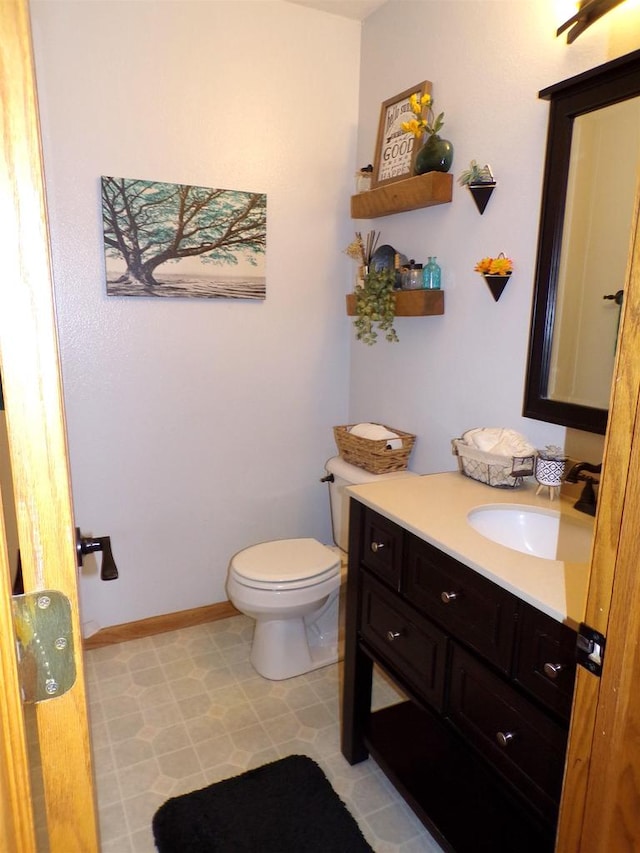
(386, 630, 402, 642)
(543, 662, 564, 680)
(440, 591, 458, 604)
(370, 541, 385, 553)
(495, 731, 516, 748)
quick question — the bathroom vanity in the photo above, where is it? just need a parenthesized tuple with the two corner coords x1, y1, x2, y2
(341, 472, 593, 853)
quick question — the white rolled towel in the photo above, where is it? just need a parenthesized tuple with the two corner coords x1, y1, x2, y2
(462, 427, 535, 457)
(349, 423, 403, 450)
(492, 432, 535, 457)
(463, 427, 498, 452)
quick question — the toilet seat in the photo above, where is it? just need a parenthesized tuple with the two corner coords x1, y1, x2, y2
(230, 538, 341, 591)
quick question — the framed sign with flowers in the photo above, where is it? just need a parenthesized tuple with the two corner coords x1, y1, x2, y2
(371, 81, 431, 189)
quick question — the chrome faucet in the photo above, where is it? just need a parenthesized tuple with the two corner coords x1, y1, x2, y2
(564, 461, 602, 516)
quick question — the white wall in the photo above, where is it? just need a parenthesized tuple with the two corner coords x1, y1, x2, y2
(350, 0, 639, 475)
(30, 0, 640, 633)
(30, 0, 360, 632)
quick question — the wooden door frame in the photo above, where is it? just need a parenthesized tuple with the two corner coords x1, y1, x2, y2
(0, 1, 99, 850)
(0, 518, 35, 852)
(556, 182, 640, 848)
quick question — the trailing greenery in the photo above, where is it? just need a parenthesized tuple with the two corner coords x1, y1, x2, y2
(353, 267, 399, 345)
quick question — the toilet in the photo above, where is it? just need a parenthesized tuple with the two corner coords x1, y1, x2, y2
(226, 455, 415, 680)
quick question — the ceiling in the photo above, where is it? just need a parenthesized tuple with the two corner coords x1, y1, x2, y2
(285, 0, 388, 21)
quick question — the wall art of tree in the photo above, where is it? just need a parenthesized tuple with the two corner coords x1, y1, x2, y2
(101, 176, 267, 298)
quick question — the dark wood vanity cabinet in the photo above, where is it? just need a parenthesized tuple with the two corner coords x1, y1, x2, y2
(360, 574, 449, 712)
(342, 500, 578, 853)
(405, 536, 518, 673)
(514, 601, 577, 720)
(360, 508, 404, 588)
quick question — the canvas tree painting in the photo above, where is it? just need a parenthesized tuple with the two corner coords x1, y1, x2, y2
(101, 177, 267, 298)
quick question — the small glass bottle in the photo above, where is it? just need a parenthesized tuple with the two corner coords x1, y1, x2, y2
(423, 256, 441, 290)
(404, 260, 423, 290)
(355, 164, 373, 193)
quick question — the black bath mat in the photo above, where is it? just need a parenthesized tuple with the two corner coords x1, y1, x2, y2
(152, 754, 374, 852)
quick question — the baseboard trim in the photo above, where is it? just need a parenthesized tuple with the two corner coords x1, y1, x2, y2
(83, 601, 241, 649)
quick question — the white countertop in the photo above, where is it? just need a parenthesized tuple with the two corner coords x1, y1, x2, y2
(347, 471, 594, 627)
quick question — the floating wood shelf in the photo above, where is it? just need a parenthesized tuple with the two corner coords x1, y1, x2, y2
(346, 289, 444, 317)
(351, 172, 453, 219)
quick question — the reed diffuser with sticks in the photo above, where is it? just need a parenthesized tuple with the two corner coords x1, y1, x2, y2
(345, 230, 381, 286)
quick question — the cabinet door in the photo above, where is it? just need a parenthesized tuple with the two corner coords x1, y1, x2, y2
(360, 507, 403, 590)
(405, 536, 519, 672)
(514, 603, 577, 721)
(360, 575, 448, 712)
(449, 643, 568, 822)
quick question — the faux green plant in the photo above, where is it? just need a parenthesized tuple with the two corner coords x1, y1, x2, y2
(457, 160, 494, 186)
(353, 267, 399, 345)
(538, 444, 567, 461)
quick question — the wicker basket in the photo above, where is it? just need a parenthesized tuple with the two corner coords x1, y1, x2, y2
(334, 425, 416, 474)
(451, 438, 534, 489)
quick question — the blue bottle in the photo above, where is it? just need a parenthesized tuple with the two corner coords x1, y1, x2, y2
(423, 257, 441, 290)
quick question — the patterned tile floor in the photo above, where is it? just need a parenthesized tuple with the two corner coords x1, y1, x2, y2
(85, 615, 445, 852)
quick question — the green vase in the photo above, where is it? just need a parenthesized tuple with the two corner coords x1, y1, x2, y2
(414, 134, 454, 175)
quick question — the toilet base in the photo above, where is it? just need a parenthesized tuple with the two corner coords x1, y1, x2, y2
(227, 551, 345, 681)
(246, 587, 343, 681)
(250, 615, 340, 681)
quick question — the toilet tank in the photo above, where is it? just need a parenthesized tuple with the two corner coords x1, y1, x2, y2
(324, 456, 417, 552)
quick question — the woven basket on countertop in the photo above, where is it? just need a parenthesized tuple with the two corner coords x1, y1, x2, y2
(451, 438, 534, 488)
(334, 425, 416, 474)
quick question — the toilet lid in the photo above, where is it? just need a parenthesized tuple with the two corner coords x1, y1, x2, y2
(231, 538, 340, 588)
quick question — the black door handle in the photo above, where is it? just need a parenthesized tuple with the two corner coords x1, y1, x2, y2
(603, 290, 624, 306)
(76, 528, 119, 580)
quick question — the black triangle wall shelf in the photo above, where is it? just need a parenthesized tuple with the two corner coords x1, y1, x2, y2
(483, 274, 510, 301)
(468, 182, 496, 215)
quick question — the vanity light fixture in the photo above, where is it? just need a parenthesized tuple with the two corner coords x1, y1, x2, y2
(557, 0, 626, 43)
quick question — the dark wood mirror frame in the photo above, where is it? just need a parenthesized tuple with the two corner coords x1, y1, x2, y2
(523, 48, 640, 435)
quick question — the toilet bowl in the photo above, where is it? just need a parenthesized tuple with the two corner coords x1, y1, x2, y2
(227, 538, 343, 680)
(226, 455, 415, 680)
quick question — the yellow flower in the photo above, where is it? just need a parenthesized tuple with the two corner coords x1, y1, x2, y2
(489, 256, 513, 275)
(401, 93, 444, 139)
(409, 93, 432, 114)
(474, 254, 513, 276)
(401, 118, 423, 137)
(474, 257, 493, 274)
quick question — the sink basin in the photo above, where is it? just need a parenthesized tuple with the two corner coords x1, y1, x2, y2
(467, 505, 593, 562)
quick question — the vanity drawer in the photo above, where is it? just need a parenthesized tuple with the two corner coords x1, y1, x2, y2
(405, 536, 519, 673)
(514, 603, 577, 721)
(360, 575, 448, 712)
(360, 507, 403, 590)
(449, 643, 568, 821)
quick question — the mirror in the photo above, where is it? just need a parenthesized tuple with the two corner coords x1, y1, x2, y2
(523, 49, 640, 434)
